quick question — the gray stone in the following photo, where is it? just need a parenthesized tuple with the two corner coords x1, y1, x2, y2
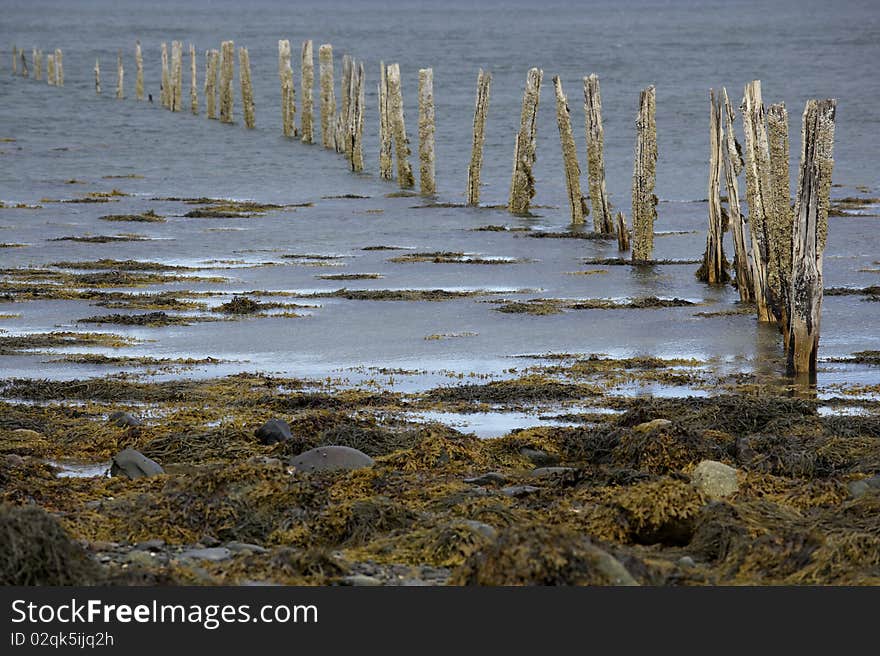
(847, 475, 880, 499)
(255, 419, 291, 445)
(691, 460, 739, 499)
(179, 547, 232, 562)
(500, 485, 540, 498)
(460, 520, 498, 541)
(520, 447, 559, 467)
(589, 545, 639, 586)
(289, 445, 374, 473)
(226, 541, 268, 554)
(342, 574, 383, 586)
(134, 539, 165, 552)
(109, 411, 142, 428)
(530, 466, 577, 479)
(633, 418, 673, 433)
(464, 472, 509, 486)
(124, 550, 156, 568)
(678, 556, 696, 568)
(110, 448, 164, 479)
(245, 455, 284, 468)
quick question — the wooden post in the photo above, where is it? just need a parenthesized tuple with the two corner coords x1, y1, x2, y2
(616, 211, 630, 251)
(767, 102, 792, 335)
(94, 59, 101, 95)
(33, 48, 42, 81)
(116, 50, 124, 99)
(584, 74, 614, 233)
(219, 40, 234, 123)
(300, 40, 314, 143)
(12, 46, 17, 75)
(631, 85, 657, 261)
(787, 99, 836, 376)
(698, 89, 728, 284)
(20, 50, 28, 77)
(348, 61, 365, 172)
(54, 48, 63, 86)
(418, 68, 436, 196)
(508, 67, 543, 215)
(238, 46, 255, 129)
(466, 69, 491, 205)
(205, 49, 218, 119)
(171, 41, 183, 111)
(553, 75, 584, 224)
(386, 63, 415, 189)
(278, 40, 296, 137)
(189, 44, 198, 114)
(720, 87, 754, 303)
(378, 61, 393, 180)
(135, 41, 143, 101)
(319, 44, 336, 149)
(47, 53, 55, 86)
(741, 80, 774, 321)
(161, 43, 170, 108)
(336, 55, 352, 153)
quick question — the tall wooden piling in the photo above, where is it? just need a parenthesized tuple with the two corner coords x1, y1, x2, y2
(466, 69, 492, 205)
(238, 46, 255, 129)
(616, 211, 630, 251)
(189, 44, 198, 114)
(584, 74, 614, 233)
(300, 40, 314, 143)
(336, 55, 353, 153)
(319, 44, 336, 149)
(720, 87, 754, 302)
(631, 85, 657, 261)
(348, 61, 365, 172)
(33, 48, 42, 81)
(94, 59, 101, 94)
(698, 89, 728, 284)
(278, 40, 296, 137)
(54, 49, 63, 86)
(418, 68, 436, 196)
(219, 40, 234, 123)
(378, 61, 393, 180)
(12, 46, 17, 75)
(386, 63, 415, 189)
(135, 41, 144, 101)
(47, 53, 55, 86)
(767, 102, 793, 334)
(161, 43, 170, 108)
(787, 99, 836, 376)
(553, 75, 584, 224)
(116, 50, 124, 99)
(508, 67, 543, 215)
(171, 41, 183, 111)
(205, 49, 219, 120)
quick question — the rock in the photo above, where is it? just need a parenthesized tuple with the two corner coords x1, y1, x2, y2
(134, 539, 165, 552)
(289, 446, 374, 473)
(734, 436, 760, 467)
(691, 460, 738, 499)
(342, 574, 383, 586)
(464, 472, 509, 486)
(500, 485, 540, 498)
(110, 449, 164, 479)
(633, 418, 673, 433)
(519, 448, 559, 467)
(245, 455, 284, 468)
(200, 535, 221, 547)
(226, 541, 267, 555)
(124, 550, 156, 568)
(847, 475, 880, 499)
(591, 547, 640, 586)
(678, 555, 696, 568)
(255, 419, 291, 445)
(108, 411, 142, 428)
(4, 454, 25, 467)
(88, 541, 119, 552)
(460, 520, 498, 541)
(530, 466, 577, 479)
(179, 547, 232, 562)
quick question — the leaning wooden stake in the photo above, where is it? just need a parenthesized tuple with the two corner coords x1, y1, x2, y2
(720, 87, 754, 302)
(300, 40, 314, 143)
(189, 44, 198, 114)
(94, 59, 101, 95)
(319, 44, 336, 149)
(788, 99, 836, 376)
(135, 41, 144, 100)
(348, 61, 365, 172)
(378, 61, 393, 180)
(171, 41, 183, 111)
(508, 67, 543, 215)
(616, 211, 630, 251)
(116, 50, 124, 99)
(336, 55, 353, 153)
(219, 40, 234, 123)
(47, 54, 55, 86)
(466, 69, 492, 205)
(698, 89, 728, 284)
(20, 50, 28, 78)
(418, 68, 436, 196)
(238, 47, 255, 129)
(278, 40, 296, 137)
(631, 85, 657, 261)
(54, 49, 63, 86)
(205, 49, 218, 120)
(767, 102, 793, 334)
(553, 75, 584, 224)
(386, 63, 415, 189)
(584, 74, 614, 232)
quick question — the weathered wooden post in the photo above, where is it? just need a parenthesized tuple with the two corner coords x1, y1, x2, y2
(741, 80, 774, 321)
(20, 50, 28, 77)
(378, 61, 393, 180)
(33, 48, 42, 81)
(116, 50, 124, 99)
(466, 69, 492, 205)
(616, 211, 630, 251)
(300, 40, 314, 143)
(553, 76, 584, 224)
(319, 44, 336, 149)
(720, 87, 754, 302)
(631, 85, 657, 261)
(47, 53, 55, 86)
(135, 41, 144, 100)
(787, 99, 836, 376)
(189, 44, 198, 114)
(584, 74, 614, 233)
(161, 42, 170, 107)
(348, 61, 365, 172)
(767, 102, 792, 336)
(508, 67, 543, 215)
(698, 89, 728, 284)
(278, 40, 296, 137)
(54, 48, 63, 86)
(171, 41, 183, 111)
(336, 55, 352, 153)
(238, 46, 255, 128)
(386, 63, 415, 189)
(418, 68, 436, 196)
(219, 40, 234, 123)
(94, 59, 101, 94)
(12, 46, 17, 75)
(205, 49, 218, 119)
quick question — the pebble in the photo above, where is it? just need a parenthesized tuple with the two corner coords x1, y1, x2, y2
(500, 485, 540, 498)
(289, 446, 374, 473)
(633, 418, 673, 433)
(519, 448, 559, 467)
(255, 419, 292, 445)
(530, 466, 577, 478)
(691, 460, 739, 499)
(464, 472, 509, 486)
(108, 411, 142, 428)
(179, 547, 232, 562)
(678, 556, 696, 568)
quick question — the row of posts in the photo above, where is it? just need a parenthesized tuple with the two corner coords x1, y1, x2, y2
(11, 45, 63, 86)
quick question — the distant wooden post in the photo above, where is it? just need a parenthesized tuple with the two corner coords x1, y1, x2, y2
(20, 50, 28, 77)
(319, 44, 336, 149)
(553, 75, 584, 224)
(698, 89, 728, 284)
(171, 41, 183, 111)
(205, 49, 219, 119)
(47, 53, 55, 86)
(616, 211, 630, 251)
(720, 87, 754, 302)
(386, 63, 415, 189)
(135, 41, 144, 101)
(631, 85, 657, 261)
(161, 43, 170, 107)
(348, 61, 365, 172)
(378, 61, 393, 180)
(508, 67, 543, 215)
(584, 74, 614, 233)
(788, 99, 836, 376)
(418, 68, 436, 196)
(300, 40, 314, 143)
(336, 55, 353, 153)
(466, 69, 492, 205)
(116, 50, 124, 99)
(94, 59, 101, 94)
(12, 46, 17, 75)
(278, 40, 296, 137)
(54, 49, 63, 86)
(219, 40, 234, 123)
(33, 48, 42, 81)
(767, 102, 792, 335)
(189, 44, 198, 114)
(238, 47, 255, 128)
